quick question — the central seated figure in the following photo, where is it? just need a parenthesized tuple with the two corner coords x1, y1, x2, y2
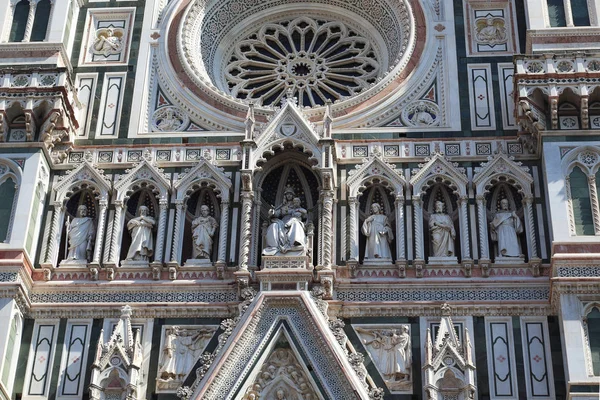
(263, 186, 307, 256)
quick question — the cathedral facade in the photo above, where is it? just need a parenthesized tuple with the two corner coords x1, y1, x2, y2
(0, 0, 598, 399)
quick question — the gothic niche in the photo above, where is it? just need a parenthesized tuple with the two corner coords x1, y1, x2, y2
(120, 188, 158, 265)
(182, 184, 220, 265)
(59, 187, 97, 266)
(258, 160, 319, 266)
(358, 184, 396, 264)
(486, 181, 526, 263)
(423, 182, 460, 263)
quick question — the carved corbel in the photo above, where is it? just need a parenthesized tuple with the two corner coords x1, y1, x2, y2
(581, 96, 589, 129)
(550, 96, 558, 130)
(0, 113, 7, 142)
(25, 111, 36, 141)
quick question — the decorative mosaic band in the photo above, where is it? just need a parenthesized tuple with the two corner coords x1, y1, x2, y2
(336, 287, 549, 302)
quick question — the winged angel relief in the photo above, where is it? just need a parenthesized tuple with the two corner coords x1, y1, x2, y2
(474, 16, 508, 46)
(92, 27, 124, 57)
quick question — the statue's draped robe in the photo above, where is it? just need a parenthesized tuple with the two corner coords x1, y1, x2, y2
(367, 332, 411, 378)
(67, 217, 95, 260)
(126, 216, 155, 260)
(361, 214, 393, 259)
(263, 203, 306, 256)
(490, 211, 522, 257)
(192, 216, 216, 258)
(429, 213, 455, 257)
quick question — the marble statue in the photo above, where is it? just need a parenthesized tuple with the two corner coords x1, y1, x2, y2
(125, 205, 155, 261)
(158, 326, 215, 383)
(192, 205, 218, 259)
(429, 200, 455, 257)
(490, 198, 523, 258)
(263, 187, 307, 256)
(355, 326, 412, 390)
(361, 203, 393, 260)
(66, 205, 95, 262)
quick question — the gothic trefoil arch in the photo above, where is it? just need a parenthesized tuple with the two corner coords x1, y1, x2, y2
(409, 152, 470, 263)
(41, 159, 111, 270)
(107, 159, 172, 268)
(170, 158, 232, 267)
(473, 151, 537, 266)
(347, 154, 407, 263)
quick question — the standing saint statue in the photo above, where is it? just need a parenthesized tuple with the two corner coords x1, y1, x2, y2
(192, 205, 218, 259)
(158, 326, 215, 383)
(355, 326, 412, 389)
(66, 205, 95, 262)
(429, 200, 456, 257)
(490, 198, 523, 258)
(263, 187, 307, 256)
(125, 205, 155, 261)
(362, 203, 393, 260)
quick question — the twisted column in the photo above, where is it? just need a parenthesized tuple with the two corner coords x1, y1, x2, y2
(2, 3, 16, 42)
(413, 196, 424, 260)
(23, 0, 38, 42)
(238, 192, 253, 270)
(170, 199, 185, 263)
(458, 196, 471, 259)
(476, 195, 490, 260)
(588, 174, 600, 234)
(348, 197, 359, 261)
(45, 201, 64, 265)
(523, 196, 538, 259)
(93, 198, 108, 264)
(395, 195, 406, 260)
(321, 190, 334, 269)
(564, 176, 577, 235)
(109, 201, 124, 263)
(153, 198, 168, 264)
(217, 200, 230, 263)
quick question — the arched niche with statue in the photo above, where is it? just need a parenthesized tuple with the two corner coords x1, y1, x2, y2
(410, 153, 470, 265)
(110, 160, 171, 268)
(41, 160, 111, 269)
(170, 159, 232, 267)
(346, 155, 406, 265)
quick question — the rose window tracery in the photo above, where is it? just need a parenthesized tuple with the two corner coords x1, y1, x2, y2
(224, 17, 381, 107)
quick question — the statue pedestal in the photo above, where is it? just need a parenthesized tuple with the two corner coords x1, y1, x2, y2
(256, 255, 312, 291)
(428, 256, 458, 265)
(184, 258, 213, 267)
(120, 260, 150, 268)
(362, 257, 393, 266)
(59, 260, 89, 268)
(494, 256, 526, 265)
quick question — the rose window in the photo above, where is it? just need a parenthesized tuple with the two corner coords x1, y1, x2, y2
(224, 17, 380, 107)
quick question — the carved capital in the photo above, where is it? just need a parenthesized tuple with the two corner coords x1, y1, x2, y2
(475, 194, 486, 202)
(522, 196, 534, 205)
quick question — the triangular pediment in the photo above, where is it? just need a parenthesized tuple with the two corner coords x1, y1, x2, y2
(173, 158, 232, 201)
(114, 159, 171, 201)
(254, 101, 321, 168)
(347, 155, 406, 198)
(187, 292, 371, 400)
(409, 153, 468, 197)
(54, 159, 111, 200)
(473, 152, 533, 196)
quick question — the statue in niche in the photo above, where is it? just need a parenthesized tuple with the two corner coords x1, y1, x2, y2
(429, 200, 455, 257)
(66, 205, 95, 262)
(410, 102, 435, 126)
(192, 205, 218, 260)
(362, 203, 393, 261)
(355, 325, 412, 390)
(125, 205, 155, 261)
(158, 326, 215, 383)
(490, 198, 523, 258)
(263, 186, 307, 256)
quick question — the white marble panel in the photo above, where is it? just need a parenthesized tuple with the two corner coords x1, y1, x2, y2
(520, 317, 555, 399)
(96, 72, 127, 137)
(467, 64, 496, 130)
(485, 317, 518, 399)
(56, 320, 93, 400)
(23, 320, 60, 400)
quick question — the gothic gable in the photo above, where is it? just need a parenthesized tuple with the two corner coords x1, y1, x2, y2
(473, 152, 534, 196)
(114, 159, 171, 202)
(53, 159, 111, 202)
(347, 155, 406, 198)
(410, 152, 469, 197)
(187, 292, 371, 400)
(173, 158, 232, 201)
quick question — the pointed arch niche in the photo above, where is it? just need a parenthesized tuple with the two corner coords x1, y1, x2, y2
(170, 159, 232, 267)
(473, 152, 536, 263)
(0, 158, 21, 244)
(346, 156, 406, 264)
(42, 161, 111, 268)
(410, 154, 470, 264)
(253, 150, 321, 268)
(110, 161, 171, 267)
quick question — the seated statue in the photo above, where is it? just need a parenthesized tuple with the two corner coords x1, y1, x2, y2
(263, 187, 307, 256)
